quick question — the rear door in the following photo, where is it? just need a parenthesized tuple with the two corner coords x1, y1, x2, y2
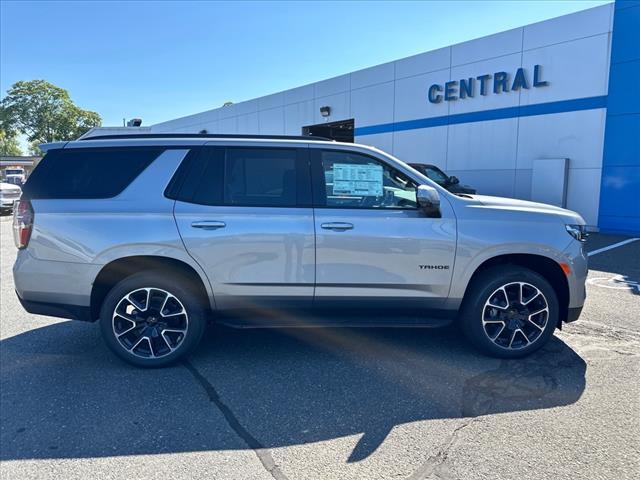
(311, 146, 457, 313)
(173, 144, 315, 314)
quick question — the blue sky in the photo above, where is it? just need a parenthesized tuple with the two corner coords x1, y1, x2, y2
(1, 0, 611, 128)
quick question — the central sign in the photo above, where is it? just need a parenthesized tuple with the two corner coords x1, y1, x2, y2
(428, 64, 549, 103)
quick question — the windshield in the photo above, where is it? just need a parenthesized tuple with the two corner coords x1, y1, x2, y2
(422, 166, 448, 184)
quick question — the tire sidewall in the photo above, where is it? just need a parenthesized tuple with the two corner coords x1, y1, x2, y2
(461, 266, 559, 358)
(99, 271, 207, 368)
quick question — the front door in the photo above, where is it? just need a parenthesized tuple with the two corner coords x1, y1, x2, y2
(311, 147, 456, 314)
(174, 145, 315, 315)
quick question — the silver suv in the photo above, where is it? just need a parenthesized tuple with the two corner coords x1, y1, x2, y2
(13, 134, 588, 367)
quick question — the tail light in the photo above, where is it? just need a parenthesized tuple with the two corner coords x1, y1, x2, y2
(13, 200, 34, 249)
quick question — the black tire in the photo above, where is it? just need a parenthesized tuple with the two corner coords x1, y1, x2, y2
(459, 265, 559, 358)
(99, 270, 207, 368)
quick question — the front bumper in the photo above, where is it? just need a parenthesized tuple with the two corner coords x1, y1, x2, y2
(563, 240, 588, 310)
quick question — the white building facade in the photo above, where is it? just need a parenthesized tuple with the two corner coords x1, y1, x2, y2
(151, 2, 639, 234)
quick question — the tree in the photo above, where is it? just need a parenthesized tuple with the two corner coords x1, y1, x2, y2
(0, 104, 21, 155)
(28, 140, 43, 156)
(0, 129, 23, 156)
(0, 80, 101, 145)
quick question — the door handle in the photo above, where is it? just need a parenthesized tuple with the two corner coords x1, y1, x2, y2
(321, 222, 354, 231)
(191, 221, 226, 230)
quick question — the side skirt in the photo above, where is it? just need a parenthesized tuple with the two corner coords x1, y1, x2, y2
(215, 308, 456, 329)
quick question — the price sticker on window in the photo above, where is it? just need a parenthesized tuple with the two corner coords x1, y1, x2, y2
(332, 163, 383, 196)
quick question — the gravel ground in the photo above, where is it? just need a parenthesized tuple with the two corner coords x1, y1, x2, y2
(1, 214, 638, 480)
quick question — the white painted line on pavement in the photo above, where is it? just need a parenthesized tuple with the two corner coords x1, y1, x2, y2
(587, 274, 640, 293)
(587, 238, 639, 257)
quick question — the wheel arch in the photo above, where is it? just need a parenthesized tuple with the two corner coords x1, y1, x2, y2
(91, 255, 214, 321)
(461, 253, 570, 326)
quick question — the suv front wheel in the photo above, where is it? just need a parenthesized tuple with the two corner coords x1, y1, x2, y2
(460, 265, 559, 358)
(99, 271, 207, 367)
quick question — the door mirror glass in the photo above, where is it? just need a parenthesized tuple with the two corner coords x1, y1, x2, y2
(449, 176, 460, 185)
(417, 185, 441, 217)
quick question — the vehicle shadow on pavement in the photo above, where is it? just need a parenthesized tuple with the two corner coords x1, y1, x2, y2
(0, 322, 586, 462)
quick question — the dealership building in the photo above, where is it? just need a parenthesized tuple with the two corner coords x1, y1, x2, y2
(144, 1, 639, 233)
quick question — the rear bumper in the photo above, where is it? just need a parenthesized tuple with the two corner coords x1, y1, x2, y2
(16, 291, 93, 322)
(13, 250, 100, 320)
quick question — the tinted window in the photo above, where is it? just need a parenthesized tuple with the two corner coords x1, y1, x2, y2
(225, 148, 298, 206)
(164, 147, 204, 200)
(188, 147, 310, 207)
(318, 150, 417, 209)
(23, 148, 162, 199)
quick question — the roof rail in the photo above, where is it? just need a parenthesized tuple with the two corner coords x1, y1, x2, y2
(78, 133, 335, 142)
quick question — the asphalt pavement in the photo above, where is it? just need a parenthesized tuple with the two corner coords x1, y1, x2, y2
(0, 214, 638, 480)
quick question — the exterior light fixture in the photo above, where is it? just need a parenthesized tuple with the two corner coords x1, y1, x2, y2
(320, 106, 331, 117)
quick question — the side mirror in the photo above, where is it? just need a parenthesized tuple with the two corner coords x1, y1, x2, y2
(416, 184, 441, 217)
(449, 176, 460, 185)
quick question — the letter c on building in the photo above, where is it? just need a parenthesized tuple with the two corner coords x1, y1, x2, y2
(428, 84, 443, 103)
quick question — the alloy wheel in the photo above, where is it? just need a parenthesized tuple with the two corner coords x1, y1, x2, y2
(482, 281, 549, 350)
(112, 287, 189, 359)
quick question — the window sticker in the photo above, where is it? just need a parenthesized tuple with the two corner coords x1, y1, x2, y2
(332, 163, 383, 196)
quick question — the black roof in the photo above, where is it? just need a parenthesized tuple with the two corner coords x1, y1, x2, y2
(79, 133, 334, 142)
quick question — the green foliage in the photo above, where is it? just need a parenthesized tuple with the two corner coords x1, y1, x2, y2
(0, 129, 23, 156)
(0, 105, 21, 155)
(28, 141, 43, 156)
(0, 80, 102, 144)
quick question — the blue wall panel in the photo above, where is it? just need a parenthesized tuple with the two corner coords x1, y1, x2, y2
(601, 114, 640, 167)
(606, 59, 640, 115)
(611, 2, 640, 63)
(599, 166, 640, 217)
(598, 1, 640, 234)
(615, 0, 640, 10)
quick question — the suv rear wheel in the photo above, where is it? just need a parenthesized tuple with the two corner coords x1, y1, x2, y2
(460, 265, 559, 358)
(99, 271, 207, 367)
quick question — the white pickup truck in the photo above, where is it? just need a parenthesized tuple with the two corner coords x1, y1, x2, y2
(3, 167, 27, 186)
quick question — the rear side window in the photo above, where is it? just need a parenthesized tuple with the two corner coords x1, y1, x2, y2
(224, 148, 298, 206)
(178, 147, 311, 207)
(22, 147, 162, 199)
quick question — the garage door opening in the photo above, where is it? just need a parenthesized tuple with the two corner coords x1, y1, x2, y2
(302, 119, 354, 142)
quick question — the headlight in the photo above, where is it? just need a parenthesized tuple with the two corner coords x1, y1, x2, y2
(566, 224, 588, 242)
